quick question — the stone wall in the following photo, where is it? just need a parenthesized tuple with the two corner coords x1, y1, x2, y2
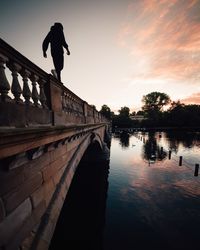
(0, 125, 109, 250)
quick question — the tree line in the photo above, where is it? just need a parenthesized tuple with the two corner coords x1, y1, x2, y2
(100, 91, 200, 128)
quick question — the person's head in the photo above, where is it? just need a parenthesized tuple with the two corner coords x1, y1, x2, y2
(54, 22, 63, 30)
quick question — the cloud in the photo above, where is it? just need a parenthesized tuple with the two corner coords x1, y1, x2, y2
(181, 92, 200, 104)
(118, 0, 200, 83)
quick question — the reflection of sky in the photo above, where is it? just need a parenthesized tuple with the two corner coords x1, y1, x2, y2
(104, 133, 200, 249)
(1, 0, 200, 111)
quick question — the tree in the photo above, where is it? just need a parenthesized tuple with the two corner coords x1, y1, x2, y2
(136, 110, 144, 116)
(169, 100, 184, 111)
(112, 106, 132, 128)
(131, 111, 136, 116)
(100, 104, 113, 119)
(118, 106, 130, 117)
(141, 92, 170, 126)
(142, 92, 171, 113)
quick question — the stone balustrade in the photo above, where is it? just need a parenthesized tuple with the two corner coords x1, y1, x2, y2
(0, 38, 109, 127)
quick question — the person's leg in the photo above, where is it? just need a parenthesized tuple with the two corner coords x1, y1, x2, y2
(56, 70, 61, 82)
(51, 69, 58, 79)
(52, 52, 64, 82)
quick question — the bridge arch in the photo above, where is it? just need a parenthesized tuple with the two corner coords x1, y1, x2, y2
(22, 126, 110, 250)
(49, 135, 110, 249)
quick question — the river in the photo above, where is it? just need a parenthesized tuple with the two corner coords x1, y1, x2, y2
(50, 131, 200, 250)
(103, 131, 200, 250)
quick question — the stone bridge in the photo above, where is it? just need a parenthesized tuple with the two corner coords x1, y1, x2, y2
(0, 38, 111, 250)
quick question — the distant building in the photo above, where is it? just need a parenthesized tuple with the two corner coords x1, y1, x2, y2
(130, 115, 146, 122)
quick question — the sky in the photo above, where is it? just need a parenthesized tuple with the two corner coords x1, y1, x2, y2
(1, 0, 200, 112)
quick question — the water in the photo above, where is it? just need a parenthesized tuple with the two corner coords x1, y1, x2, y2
(50, 131, 200, 250)
(103, 131, 200, 250)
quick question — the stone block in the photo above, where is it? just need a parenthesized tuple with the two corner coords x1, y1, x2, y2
(50, 145, 68, 162)
(3, 173, 43, 214)
(42, 153, 69, 182)
(0, 198, 32, 247)
(31, 179, 55, 209)
(23, 151, 51, 180)
(33, 238, 49, 250)
(52, 166, 65, 186)
(20, 232, 35, 250)
(0, 168, 24, 196)
(5, 201, 46, 250)
(40, 219, 55, 245)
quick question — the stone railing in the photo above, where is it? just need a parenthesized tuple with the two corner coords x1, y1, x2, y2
(0, 38, 109, 127)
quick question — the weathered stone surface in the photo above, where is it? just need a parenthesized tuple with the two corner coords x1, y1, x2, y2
(42, 153, 70, 181)
(31, 178, 55, 209)
(0, 198, 32, 246)
(50, 145, 68, 162)
(52, 166, 65, 186)
(5, 201, 46, 250)
(20, 232, 35, 250)
(40, 219, 55, 244)
(33, 238, 49, 250)
(3, 173, 43, 213)
(0, 102, 52, 127)
(0, 167, 24, 196)
(23, 151, 51, 180)
(8, 152, 29, 170)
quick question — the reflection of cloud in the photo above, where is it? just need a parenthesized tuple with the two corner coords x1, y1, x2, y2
(119, 0, 200, 83)
(181, 92, 200, 104)
(173, 179, 200, 196)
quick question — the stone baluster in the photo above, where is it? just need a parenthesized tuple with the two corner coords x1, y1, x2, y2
(68, 95, 71, 112)
(72, 98, 75, 112)
(38, 78, 47, 108)
(0, 54, 11, 102)
(10, 62, 22, 103)
(66, 94, 70, 110)
(31, 74, 39, 107)
(64, 93, 67, 111)
(69, 96, 73, 110)
(21, 69, 31, 105)
(61, 93, 65, 109)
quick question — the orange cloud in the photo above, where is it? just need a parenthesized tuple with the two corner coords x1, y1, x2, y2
(181, 93, 200, 104)
(119, 0, 200, 83)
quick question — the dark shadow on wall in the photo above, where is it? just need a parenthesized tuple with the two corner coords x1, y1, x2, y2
(49, 142, 110, 250)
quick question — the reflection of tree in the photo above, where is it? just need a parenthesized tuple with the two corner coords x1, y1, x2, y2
(142, 132, 167, 163)
(165, 131, 200, 151)
(113, 132, 130, 148)
(119, 132, 130, 148)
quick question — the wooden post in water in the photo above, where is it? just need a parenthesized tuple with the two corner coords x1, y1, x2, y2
(168, 150, 172, 160)
(179, 156, 183, 166)
(194, 164, 199, 177)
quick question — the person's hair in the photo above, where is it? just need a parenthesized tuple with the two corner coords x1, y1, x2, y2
(54, 22, 63, 30)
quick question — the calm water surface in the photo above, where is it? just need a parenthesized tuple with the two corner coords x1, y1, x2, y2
(103, 131, 200, 250)
(50, 131, 200, 250)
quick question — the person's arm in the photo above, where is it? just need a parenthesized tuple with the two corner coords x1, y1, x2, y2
(62, 33, 70, 55)
(42, 32, 51, 58)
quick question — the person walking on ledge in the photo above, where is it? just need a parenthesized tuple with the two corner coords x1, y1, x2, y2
(42, 22, 70, 82)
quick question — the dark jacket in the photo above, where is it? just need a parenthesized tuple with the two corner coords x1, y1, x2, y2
(42, 25, 69, 57)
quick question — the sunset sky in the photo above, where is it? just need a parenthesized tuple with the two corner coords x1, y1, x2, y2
(1, 0, 200, 112)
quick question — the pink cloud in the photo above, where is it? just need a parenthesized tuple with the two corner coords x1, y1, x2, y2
(119, 0, 200, 83)
(181, 93, 200, 104)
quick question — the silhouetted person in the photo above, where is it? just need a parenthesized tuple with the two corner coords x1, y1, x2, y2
(42, 22, 70, 82)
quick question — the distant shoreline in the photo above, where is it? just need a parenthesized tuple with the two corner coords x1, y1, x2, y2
(113, 127, 200, 132)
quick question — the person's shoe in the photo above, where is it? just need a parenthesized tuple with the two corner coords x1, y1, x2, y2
(51, 69, 58, 79)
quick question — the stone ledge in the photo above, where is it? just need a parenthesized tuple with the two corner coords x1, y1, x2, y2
(0, 123, 107, 159)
